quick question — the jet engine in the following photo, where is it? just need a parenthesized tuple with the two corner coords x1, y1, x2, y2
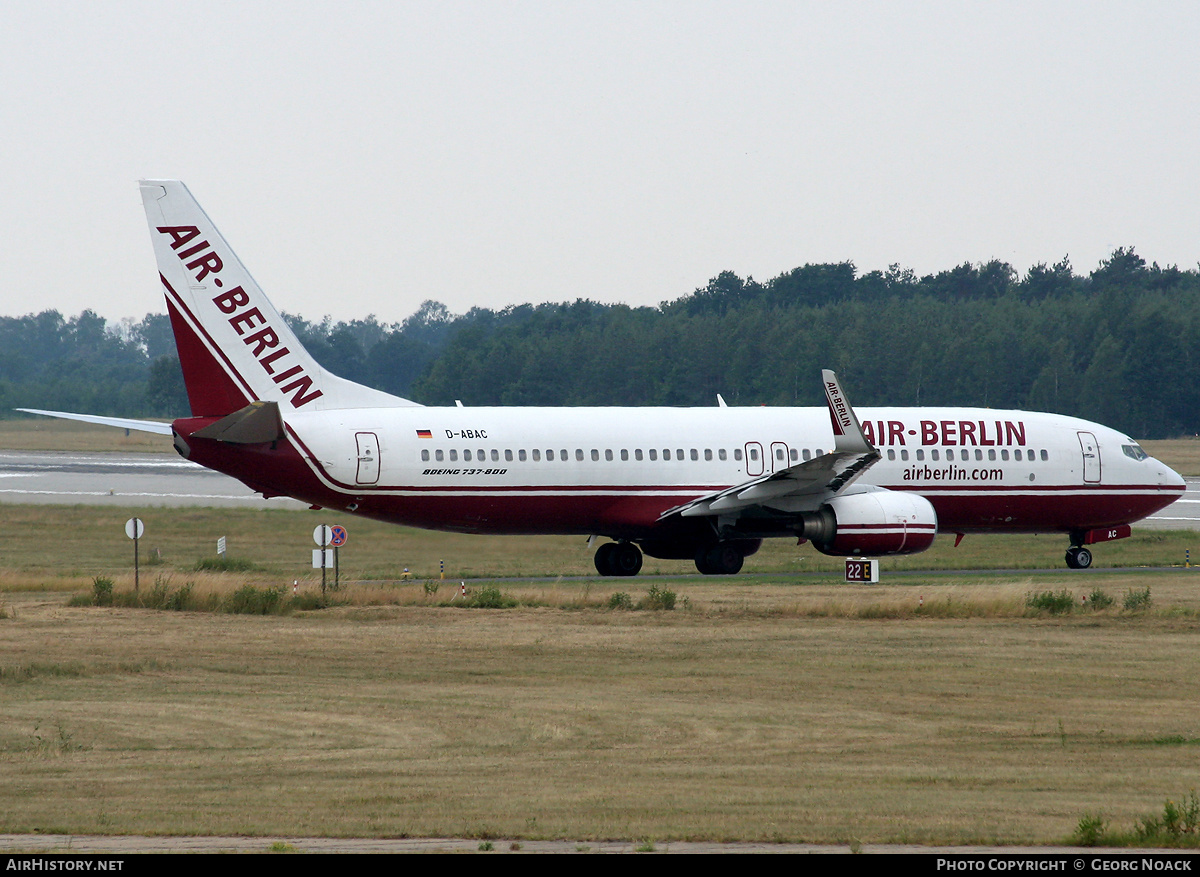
(798, 489, 937, 556)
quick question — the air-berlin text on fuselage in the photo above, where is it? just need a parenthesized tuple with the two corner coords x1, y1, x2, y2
(862, 419, 1026, 447)
(157, 226, 323, 409)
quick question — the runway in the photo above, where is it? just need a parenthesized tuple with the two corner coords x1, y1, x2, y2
(0, 450, 307, 510)
(1, 449, 1196, 530)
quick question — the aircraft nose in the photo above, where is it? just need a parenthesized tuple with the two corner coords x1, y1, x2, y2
(1157, 459, 1186, 489)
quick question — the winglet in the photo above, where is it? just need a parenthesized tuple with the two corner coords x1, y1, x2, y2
(821, 369, 874, 454)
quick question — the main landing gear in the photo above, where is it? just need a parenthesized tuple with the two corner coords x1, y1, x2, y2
(694, 542, 745, 575)
(594, 541, 643, 576)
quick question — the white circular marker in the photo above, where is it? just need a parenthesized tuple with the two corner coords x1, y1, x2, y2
(125, 517, 145, 539)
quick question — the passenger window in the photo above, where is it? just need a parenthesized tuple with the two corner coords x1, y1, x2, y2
(775, 448, 785, 461)
(576, 449, 584, 461)
(790, 449, 798, 462)
(803, 449, 811, 461)
(532, 449, 541, 462)
(491, 449, 499, 462)
(450, 450, 458, 462)
(464, 450, 472, 462)
(546, 449, 555, 461)
(975, 449, 983, 461)
(1040, 449, 1048, 461)
(916, 450, 924, 461)
(436, 449, 444, 462)
(988, 449, 996, 461)
(663, 449, 671, 461)
(504, 449, 513, 462)
(676, 448, 684, 460)
(621, 449, 629, 461)
(901, 450, 909, 461)
(734, 449, 742, 461)
(635, 449, 644, 461)
(591, 449, 600, 462)
(421, 449, 430, 462)
(1001, 449, 1009, 461)
(718, 449, 727, 461)
(946, 449, 954, 461)
(930, 450, 939, 461)
(518, 449, 527, 461)
(749, 448, 758, 461)
(704, 449, 712, 461)
(887, 449, 895, 461)
(690, 449, 698, 461)
(560, 449, 567, 461)
(1014, 449, 1022, 461)
(605, 449, 613, 462)
(649, 449, 658, 461)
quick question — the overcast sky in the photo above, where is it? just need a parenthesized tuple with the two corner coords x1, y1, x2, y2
(2, 1, 1198, 326)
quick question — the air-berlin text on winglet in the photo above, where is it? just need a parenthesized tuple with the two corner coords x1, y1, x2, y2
(157, 225, 323, 408)
(825, 380, 852, 436)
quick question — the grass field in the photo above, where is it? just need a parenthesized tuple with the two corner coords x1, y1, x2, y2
(1, 420, 1198, 845)
(2, 576, 1199, 844)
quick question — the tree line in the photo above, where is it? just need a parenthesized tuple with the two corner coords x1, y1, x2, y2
(3, 248, 1197, 439)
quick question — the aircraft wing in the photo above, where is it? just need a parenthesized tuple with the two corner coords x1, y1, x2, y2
(664, 370, 880, 519)
(16, 408, 174, 436)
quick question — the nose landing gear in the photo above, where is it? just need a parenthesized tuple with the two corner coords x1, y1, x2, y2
(1065, 545, 1093, 569)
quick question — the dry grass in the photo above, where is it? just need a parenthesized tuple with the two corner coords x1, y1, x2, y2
(1, 584, 1198, 844)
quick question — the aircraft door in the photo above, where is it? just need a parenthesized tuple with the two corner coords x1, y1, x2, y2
(1077, 431, 1100, 483)
(355, 432, 380, 484)
(744, 442, 764, 477)
(769, 442, 791, 473)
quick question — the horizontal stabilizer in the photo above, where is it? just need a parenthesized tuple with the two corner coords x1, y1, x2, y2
(191, 401, 284, 444)
(16, 408, 173, 436)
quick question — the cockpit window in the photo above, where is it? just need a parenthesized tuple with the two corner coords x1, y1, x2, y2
(1122, 444, 1149, 461)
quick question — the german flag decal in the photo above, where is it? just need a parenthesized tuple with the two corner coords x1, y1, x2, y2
(416, 429, 432, 439)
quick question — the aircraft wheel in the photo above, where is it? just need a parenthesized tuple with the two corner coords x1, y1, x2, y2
(594, 542, 617, 576)
(1065, 546, 1093, 569)
(610, 542, 643, 576)
(699, 543, 745, 575)
(694, 547, 716, 575)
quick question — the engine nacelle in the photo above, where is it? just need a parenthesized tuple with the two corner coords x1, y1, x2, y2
(800, 490, 938, 557)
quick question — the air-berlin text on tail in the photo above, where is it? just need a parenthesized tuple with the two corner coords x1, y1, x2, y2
(862, 419, 1027, 447)
(157, 226, 323, 408)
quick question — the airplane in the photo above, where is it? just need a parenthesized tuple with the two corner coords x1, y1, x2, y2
(19, 180, 1187, 575)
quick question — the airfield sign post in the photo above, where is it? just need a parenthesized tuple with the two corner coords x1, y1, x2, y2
(313, 525, 347, 594)
(845, 558, 879, 584)
(313, 525, 330, 595)
(329, 525, 347, 590)
(125, 517, 145, 592)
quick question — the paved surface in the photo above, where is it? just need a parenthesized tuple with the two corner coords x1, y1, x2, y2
(0, 450, 306, 510)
